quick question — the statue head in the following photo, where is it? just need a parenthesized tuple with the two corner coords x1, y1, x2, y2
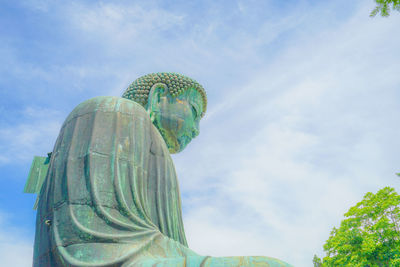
(122, 72, 207, 153)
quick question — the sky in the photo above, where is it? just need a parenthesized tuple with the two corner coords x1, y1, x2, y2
(0, 0, 399, 266)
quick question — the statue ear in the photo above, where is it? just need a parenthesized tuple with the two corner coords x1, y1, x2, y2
(146, 83, 168, 120)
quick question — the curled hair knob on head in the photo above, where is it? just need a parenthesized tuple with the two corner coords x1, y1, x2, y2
(122, 72, 207, 117)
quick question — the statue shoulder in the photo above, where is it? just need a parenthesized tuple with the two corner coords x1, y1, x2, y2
(64, 96, 149, 124)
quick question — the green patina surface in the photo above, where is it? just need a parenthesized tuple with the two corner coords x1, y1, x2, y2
(26, 73, 292, 266)
(122, 72, 207, 117)
(24, 156, 49, 194)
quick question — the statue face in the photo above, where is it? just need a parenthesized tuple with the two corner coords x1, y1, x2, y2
(149, 87, 203, 154)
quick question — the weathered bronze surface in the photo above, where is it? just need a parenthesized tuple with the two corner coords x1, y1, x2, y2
(27, 73, 292, 266)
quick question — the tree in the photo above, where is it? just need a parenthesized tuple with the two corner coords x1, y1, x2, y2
(370, 0, 400, 17)
(321, 187, 400, 266)
(313, 254, 322, 267)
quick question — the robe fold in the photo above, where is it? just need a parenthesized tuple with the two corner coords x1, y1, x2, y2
(33, 96, 291, 267)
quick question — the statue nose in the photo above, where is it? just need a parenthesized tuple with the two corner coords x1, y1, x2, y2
(191, 126, 199, 138)
(191, 129, 199, 138)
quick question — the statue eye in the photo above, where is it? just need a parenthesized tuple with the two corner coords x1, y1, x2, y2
(191, 105, 198, 118)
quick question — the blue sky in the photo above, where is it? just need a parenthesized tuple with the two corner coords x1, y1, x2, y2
(1, 0, 399, 266)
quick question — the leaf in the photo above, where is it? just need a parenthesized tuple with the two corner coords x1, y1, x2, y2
(321, 187, 400, 266)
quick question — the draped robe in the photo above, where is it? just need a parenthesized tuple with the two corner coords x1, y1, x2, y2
(33, 96, 291, 267)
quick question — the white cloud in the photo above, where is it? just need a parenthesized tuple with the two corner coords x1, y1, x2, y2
(0, 107, 61, 165)
(2, 0, 400, 266)
(67, 2, 184, 45)
(0, 212, 33, 267)
(176, 3, 400, 266)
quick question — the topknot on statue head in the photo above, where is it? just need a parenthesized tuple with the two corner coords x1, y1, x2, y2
(122, 72, 207, 117)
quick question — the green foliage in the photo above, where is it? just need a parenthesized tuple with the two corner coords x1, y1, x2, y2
(370, 0, 400, 17)
(321, 187, 400, 266)
(313, 254, 322, 267)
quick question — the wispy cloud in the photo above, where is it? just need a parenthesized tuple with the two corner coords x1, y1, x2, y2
(175, 2, 400, 265)
(68, 2, 185, 41)
(0, 107, 61, 165)
(0, 211, 33, 267)
(1, 0, 400, 266)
